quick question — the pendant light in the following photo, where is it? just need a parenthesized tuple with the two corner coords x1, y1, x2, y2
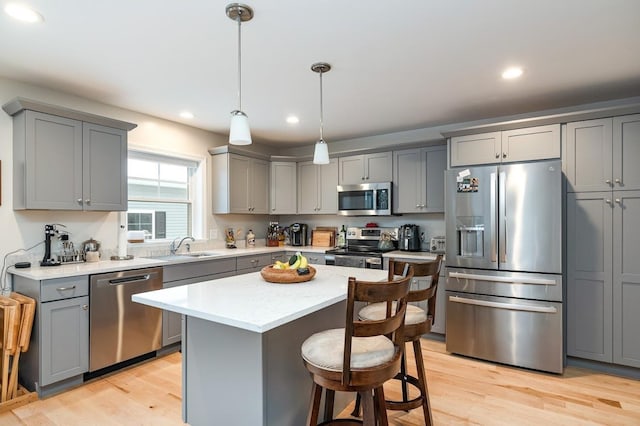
(226, 3, 253, 145)
(312, 62, 331, 165)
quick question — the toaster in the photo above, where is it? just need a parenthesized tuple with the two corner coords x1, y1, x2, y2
(430, 236, 446, 253)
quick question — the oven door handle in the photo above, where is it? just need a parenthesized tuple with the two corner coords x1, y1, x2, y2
(449, 271, 556, 286)
(449, 295, 557, 314)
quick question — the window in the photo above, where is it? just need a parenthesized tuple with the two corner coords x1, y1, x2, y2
(127, 151, 201, 241)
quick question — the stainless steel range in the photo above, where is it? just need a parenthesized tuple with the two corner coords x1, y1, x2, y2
(325, 227, 397, 269)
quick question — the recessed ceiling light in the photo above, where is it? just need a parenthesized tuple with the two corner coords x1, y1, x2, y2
(286, 115, 299, 124)
(4, 3, 44, 23)
(179, 111, 194, 119)
(502, 67, 523, 80)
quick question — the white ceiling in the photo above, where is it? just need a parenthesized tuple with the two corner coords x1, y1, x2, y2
(1, 0, 639, 147)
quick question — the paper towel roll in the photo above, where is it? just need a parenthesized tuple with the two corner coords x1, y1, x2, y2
(118, 213, 128, 257)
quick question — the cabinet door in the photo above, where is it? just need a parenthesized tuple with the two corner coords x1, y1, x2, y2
(298, 161, 319, 214)
(423, 146, 446, 212)
(450, 132, 501, 166)
(41, 296, 89, 386)
(338, 155, 365, 184)
(613, 191, 640, 368)
(365, 152, 393, 182)
(24, 111, 83, 210)
(501, 124, 560, 163)
(613, 114, 640, 191)
(566, 118, 613, 192)
(228, 154, 251, 213)
(82, 123, 127, 211)
(317, 159, 338, 213)
(393, 148, 422, 213)
(566, 193, 613, 362)
(270, 162, 297, 214)
(250, 158, 269, 214)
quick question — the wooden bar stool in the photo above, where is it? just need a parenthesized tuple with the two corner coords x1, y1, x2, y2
(352, 257, 442, 426)
(301, 270, 413, 425)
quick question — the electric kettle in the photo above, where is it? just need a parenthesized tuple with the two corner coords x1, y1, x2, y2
(398, 224, 421, 251)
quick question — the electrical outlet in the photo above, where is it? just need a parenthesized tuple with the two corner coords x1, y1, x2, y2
(209, 229, 218, 240)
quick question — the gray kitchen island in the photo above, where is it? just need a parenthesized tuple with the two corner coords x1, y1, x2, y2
(133, 264, 387, 426)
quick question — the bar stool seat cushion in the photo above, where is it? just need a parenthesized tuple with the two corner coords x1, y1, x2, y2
(301, 328, 394, 372)
(359, 302, 427, 325)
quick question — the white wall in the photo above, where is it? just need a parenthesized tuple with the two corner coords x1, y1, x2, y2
(0, 77, 273, 266)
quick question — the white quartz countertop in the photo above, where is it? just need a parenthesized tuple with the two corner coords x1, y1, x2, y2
(7, 257, 166, 280)
(132, 264, 387, 333)
(7, 245, 327, 280)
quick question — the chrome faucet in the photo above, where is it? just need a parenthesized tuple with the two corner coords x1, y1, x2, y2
(170, 236, 196, 255)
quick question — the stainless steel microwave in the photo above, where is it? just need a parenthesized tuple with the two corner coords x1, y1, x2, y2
(337, 182, 392, 216)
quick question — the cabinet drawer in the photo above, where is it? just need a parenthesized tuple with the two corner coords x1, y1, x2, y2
(41, 276, 89, 302)
(237, 254, 272, 271)
(163, 257, 237, 282)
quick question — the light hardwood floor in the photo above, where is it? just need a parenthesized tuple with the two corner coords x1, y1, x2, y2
(1, 339, 639, 425)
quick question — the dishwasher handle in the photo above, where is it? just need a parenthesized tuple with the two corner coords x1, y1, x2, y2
(108, 274, 151, 285)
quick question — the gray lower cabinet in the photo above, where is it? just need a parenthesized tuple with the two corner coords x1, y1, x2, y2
(9, 108, 129, 211)
(13, 275, 89, 397)
(236, 253, 274, 273)
(285, 251, 325, 265)
(567, 191, 640, 368)
(162, 257, 237, 346)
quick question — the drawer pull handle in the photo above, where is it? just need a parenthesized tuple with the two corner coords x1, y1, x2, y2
(57, 285, 77, 291)
(449, 295, 557, 313)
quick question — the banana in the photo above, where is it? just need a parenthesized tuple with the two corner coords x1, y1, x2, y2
(299, 254, 308, 269)
(290, 256, 301, 270)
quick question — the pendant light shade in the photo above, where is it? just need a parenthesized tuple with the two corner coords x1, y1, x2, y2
(229, 111, 252, 145)
(311, 62, 331, 165)
(313, 139, 330, 164)
(226, 3, 253, 145)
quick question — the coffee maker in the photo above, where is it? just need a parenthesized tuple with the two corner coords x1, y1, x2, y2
(290, 223, 308, 246)
(398, 224, 421, 251)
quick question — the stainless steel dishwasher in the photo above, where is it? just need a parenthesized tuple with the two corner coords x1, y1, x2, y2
(89, 267, 163, 372)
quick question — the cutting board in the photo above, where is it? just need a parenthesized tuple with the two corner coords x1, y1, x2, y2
(312, 230, 335, 247)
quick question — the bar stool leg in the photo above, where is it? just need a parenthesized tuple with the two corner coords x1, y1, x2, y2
(361, 390, 376, 426)
(307, 382, 322, 425)
(350, 392, 362, 417)
(374, 386, 389, 426)
(323, 389, 335, 422)
(413, 339, 433, 426)
(399, 351, 409, 407)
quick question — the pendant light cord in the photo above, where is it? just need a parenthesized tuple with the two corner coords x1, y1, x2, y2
(236, 13, 242, 111)
(319, 69, 324, 141)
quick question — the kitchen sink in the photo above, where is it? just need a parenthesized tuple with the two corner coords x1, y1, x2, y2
(181, 251, 221, 258)
(150, 251, 222, 261)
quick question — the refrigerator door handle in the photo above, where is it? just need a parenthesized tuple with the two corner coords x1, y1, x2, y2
(490, 172, 497, 262)
(498, 171, 507, 264)
(449, 271, 557, 286)
(449, 295, 558, 314)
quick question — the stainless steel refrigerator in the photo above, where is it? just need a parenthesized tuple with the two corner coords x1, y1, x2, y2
(445, 159, 563, 373)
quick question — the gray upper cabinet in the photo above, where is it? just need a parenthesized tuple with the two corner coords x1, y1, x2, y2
(393, 145, 446, 213)
(212, 153, 269, 214)
(13, 111, 128, 210)
(450, 124, 560, 167)
(4, 98, 135, 211)
(566, 114, 640, 192)
(297, 159, 338, 214)
(338, 152, 392, 185)
(270, 161, 297, 214)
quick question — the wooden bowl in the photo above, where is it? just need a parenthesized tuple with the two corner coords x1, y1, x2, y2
(260, 265, 316, 284)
